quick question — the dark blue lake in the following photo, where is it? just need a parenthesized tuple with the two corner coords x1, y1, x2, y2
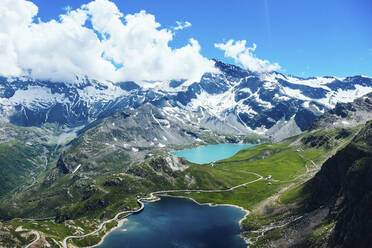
(98, 197, 247, 248)
(171, 143, 255, 164)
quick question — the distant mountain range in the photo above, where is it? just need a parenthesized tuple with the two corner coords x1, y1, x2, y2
(1, 60, 372, 140)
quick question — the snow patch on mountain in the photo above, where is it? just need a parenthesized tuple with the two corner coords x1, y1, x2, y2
(76, 84, 126, 103)
(1, 61, 372, 141)
(285, 75, 340, 88)
(320, 85, 372, 107)
(281, 87, 312, 101)
(5, 86, 68, 110)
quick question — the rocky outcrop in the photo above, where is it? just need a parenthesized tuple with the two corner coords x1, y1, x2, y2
(311, 92, 372, 130)
(56, 156, 70, 174)
(305, 121, 372, 248)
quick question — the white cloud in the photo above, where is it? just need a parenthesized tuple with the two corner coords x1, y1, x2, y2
(174, 21, 192, 30)
(62, 5, 72, 14)
(215, 40, 280, 73)
(0, 0, 215, 85)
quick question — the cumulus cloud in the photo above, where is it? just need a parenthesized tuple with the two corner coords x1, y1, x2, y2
(0, 0, 215, 84)
(215, 40, 280, 73)
(174, 21, 192, 30)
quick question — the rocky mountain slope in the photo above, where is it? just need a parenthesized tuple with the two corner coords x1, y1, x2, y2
(242, 93, 372, 248)
(311, 92, 372, 130)
(0, 60, 372, 247)
(0, 103, 262, 220)
(302, 120, 372, 248)
(50, 103, 259, 180)
(0, 76, 371, 248)
(1, 61, 372, 140)
(0, 122, 75, 198)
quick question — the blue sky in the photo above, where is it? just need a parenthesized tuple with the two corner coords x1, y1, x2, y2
(18, 0, 372, 77)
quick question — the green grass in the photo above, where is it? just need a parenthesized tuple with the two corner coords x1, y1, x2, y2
(171, 181, 287, 210)
(179, 164, 259, 189)
(170, 128, 355, 216)
(218, 143, 286, 163)
(278, 183, 308, 205)
(0, 141, 44, 197)
(308, 222, 335, 243)
(71, 220, 118, 247)
(7, 219, 77, 241)
(217, 147, 307, 182)
(5, 217, 105, 245)
(299, 148, 327, 163)
(1, 125, 359, 247)
(0, 227, 35, 248)
(170, 145, 308, 210)
(250, 228, 282, 248)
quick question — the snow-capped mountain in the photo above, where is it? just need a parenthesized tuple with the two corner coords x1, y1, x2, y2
(1, 60, 372, 140)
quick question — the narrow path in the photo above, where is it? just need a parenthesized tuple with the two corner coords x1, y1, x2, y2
(61, 173, 263, 248)
(22, 217, 54, 221)
(145, 172, 263, 200)
(62, 199, 144, 248)
(245, 215, 303, 245)
(25, 230, 40, 248)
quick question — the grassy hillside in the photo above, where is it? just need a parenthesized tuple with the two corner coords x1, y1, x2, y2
(238, 123, 371, 248)
(0, 122, 65, 199)
(0, 125, 356, 247)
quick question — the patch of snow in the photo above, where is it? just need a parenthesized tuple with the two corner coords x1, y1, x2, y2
(77, 83, 126, 103)
(318, 85, 372, 108)
(302, 101, 310, 108)
(281, 87, 312, 101)
(72, 164, 81, 174)
(5, 86, 68, 110)
(285, 76, 338, 89)
(274, 93, 290, 101)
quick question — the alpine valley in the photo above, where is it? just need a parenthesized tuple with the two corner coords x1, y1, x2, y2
(1, 60, 372, 248)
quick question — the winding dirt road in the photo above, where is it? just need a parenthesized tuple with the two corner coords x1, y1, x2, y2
(25, 230, 40, 248)
(62, 199, 144, 248)
(60, 172, 263, 248)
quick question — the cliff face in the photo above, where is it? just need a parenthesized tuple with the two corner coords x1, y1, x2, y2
(311, 92, 372, 131)
(306, 121, 372, 248)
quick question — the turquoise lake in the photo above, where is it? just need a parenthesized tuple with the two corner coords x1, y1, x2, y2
(171, 143, 255, 164)
(98, 197, 247, 248)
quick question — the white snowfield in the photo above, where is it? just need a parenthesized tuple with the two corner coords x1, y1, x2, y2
(1, 70, 371, 141)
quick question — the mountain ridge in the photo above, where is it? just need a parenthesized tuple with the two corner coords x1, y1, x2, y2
(1, 60, 372, 141)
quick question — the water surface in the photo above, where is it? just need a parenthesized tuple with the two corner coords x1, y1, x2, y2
(171, 143, 255, 164)
(98, 197, 246, 248)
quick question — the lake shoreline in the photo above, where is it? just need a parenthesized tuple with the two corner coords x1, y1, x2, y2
(171, 143, 256, 164)
(81, 143, 258, 247)
(93, 195, 250, 248)
(142, 194, 250, 246)
(91, 219, 128, 248)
